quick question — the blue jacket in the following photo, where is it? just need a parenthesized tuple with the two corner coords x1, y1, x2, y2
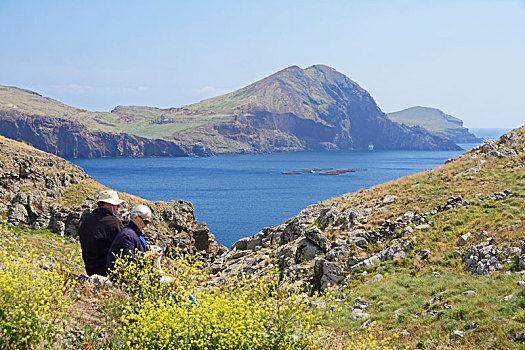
(106, 221, 147, 275)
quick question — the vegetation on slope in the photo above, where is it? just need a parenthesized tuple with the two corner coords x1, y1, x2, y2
(386, 106, 481, 143)
(0, 127, 523, 349)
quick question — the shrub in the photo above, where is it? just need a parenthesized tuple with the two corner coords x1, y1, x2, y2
(0, 248, 70, 349)
(112, 251, 332, 349)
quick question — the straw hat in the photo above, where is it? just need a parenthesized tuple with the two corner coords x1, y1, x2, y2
(97, 190, 124, 205)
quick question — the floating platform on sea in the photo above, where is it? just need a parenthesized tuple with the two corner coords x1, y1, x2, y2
(282, 168, 357, 175)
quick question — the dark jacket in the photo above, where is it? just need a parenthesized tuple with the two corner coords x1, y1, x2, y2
(78, 208, 124, 276)
(106, 221, 147, 275)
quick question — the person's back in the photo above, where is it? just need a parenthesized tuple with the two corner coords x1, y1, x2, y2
(79, 191, 124, 276)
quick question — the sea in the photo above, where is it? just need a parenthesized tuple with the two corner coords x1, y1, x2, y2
(70, 128, 510, 247)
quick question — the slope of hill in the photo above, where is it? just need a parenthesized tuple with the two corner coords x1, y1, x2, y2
(0, 127, 523, 348)
(212, 126, 525, 347)
(0, 66, 460, 158)
(387, 106, 482, 143)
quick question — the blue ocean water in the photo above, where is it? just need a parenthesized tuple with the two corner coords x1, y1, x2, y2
(70, 128, 508, 247)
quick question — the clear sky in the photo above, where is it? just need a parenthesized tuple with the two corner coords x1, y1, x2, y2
(1, 0, 523, 128)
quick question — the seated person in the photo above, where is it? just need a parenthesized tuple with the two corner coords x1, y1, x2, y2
(106, 204, 153, 276)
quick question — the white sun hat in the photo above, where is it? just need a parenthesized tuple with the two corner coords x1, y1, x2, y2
(97, 190, 124, 205)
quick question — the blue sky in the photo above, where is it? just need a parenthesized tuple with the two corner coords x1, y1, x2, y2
(1, 0, 523, 128)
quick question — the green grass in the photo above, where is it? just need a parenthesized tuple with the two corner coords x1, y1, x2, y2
(116, 115, 234, 138)
(332, 270, 525, 349)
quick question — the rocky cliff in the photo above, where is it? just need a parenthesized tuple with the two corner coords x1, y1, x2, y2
(167, 65, 461, 153)
(0, 66, 460, 158)
(0, 135, 227, 263)
(0, 112, 192, 158)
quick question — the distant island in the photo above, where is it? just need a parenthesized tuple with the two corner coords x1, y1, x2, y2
(387, 106, 482, 143)
(0, 65, 461, 158)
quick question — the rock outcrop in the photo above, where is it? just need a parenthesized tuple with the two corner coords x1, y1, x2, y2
(0, 135, 227, 265)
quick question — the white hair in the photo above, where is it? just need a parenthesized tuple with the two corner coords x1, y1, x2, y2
(130, 204, 152, 218)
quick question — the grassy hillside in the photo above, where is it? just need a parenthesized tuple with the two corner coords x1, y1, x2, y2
(0, 85, 117, 132)
(0, 126, 524, 348)
(387, 106, 481, 143)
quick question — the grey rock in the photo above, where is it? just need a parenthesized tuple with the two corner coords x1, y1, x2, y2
(12, 192, 28, 205)
(463, 243, 502, 275)
(401, 211, 415, 221)
(380, 245, 406, 262)
(403, 225, 414, 235)
(382, 195, 397, 205)
(231, 250, 250, 260)
(350, 255, 380, 270)
(313, 258, 344, 291)
(347, 236, 368, 247)
(462, 290, 476, 295)
(274, 244, 298, 270)
(504, 246, 521, 257)
(325, 245, 351, 262)
(304, 226, 331, 252)
(487, 149, 502, 159)
(346, 309, 370, 321)
(450, 330, 465, 341)
(518, 250, 525, 271)
(318, 208, 339, 229)
(7, 203, 28, 225)
(462, 165, 481, 175)
(0, 203, 8, 215)
(456, 232, 472, 247)
(231, 237, 249, 251)
(418, 249, 430, 260)
(296, 238, 324, 262)
(360, 319, 375, 329)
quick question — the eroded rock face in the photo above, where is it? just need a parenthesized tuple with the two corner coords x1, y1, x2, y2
(0, 117, 190, 158)
(313, 258, 344, 291)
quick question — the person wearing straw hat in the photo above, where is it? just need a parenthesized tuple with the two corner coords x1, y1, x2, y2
(79, 190, 124, 276)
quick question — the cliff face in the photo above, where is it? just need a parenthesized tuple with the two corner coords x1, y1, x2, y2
(175, 65, 460, 152)
(0, 114, 192, 158)
(0, 66, 462, 158)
